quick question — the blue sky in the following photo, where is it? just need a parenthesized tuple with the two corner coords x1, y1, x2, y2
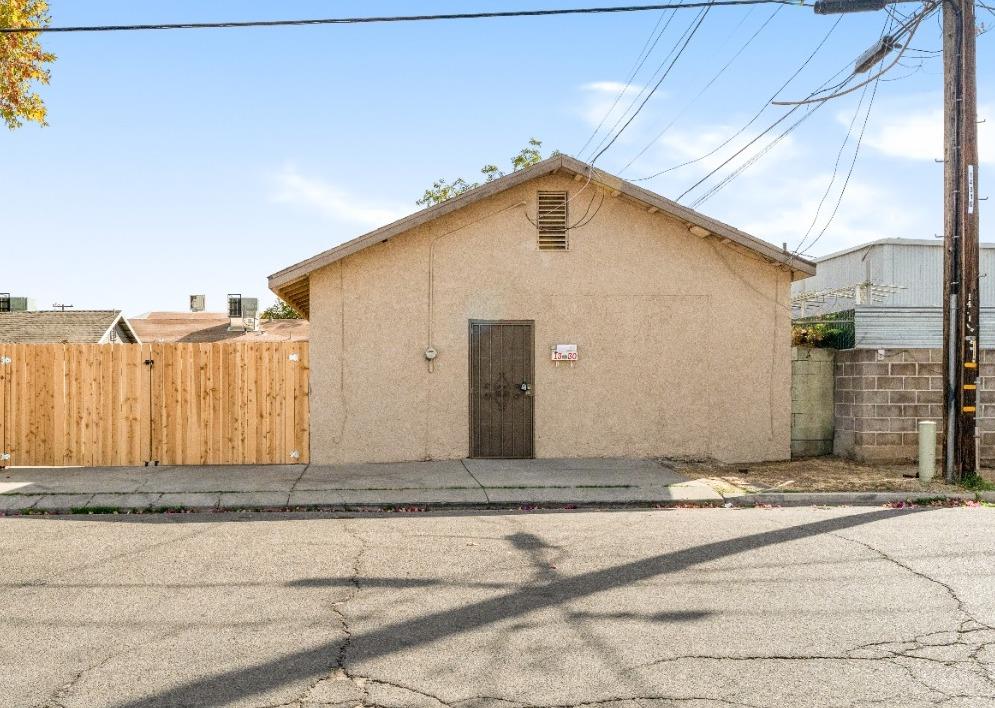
(2, 0, 993, 314)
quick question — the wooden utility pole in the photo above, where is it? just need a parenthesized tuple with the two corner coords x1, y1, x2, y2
(814, 0, 981, 480)
(942, 0, 980, 482)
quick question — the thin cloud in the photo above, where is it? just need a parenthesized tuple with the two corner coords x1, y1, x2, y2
(856, 99, 994, 164)
(271, 167, 409, 226)
(644, 123, 802, 181)
(734, 174, 933, 256)
(581, 81, 644, 95)
(577, 80, 654, 133)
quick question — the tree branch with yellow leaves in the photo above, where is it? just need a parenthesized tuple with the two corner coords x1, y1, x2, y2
(1, 0, 55, 129)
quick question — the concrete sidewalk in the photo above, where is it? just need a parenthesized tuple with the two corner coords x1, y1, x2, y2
(0, 458, 734, 513)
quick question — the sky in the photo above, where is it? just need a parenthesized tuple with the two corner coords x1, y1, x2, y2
(2, 0, 993, 315)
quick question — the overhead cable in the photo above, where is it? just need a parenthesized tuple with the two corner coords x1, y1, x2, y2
(589, 4, 712, 163)
(0, 2, 814, 34)
(585, 4, 707, 160)
(628, 15, 843, 182)
(620, 4, 780, 173)
(576, 8, 676, 157)
(772, 2, 934, 106)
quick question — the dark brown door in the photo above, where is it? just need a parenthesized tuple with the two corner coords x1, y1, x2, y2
(469, 320, 534, 458)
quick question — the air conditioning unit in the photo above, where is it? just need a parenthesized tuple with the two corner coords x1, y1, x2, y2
(227, 295, 259, 332)
(190, 294, 206, 312)
(0, 295, 32, 313)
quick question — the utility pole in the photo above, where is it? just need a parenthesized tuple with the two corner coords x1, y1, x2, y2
(813, 0, 981, 482)
(942, 0, 980, 482)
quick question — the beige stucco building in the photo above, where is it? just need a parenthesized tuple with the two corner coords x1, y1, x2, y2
(270, 155, 815, 465)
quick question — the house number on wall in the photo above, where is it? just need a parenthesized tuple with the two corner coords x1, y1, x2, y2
(551, 344, 578, 361)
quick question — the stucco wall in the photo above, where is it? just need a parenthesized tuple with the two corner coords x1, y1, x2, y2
(791, 347, 835, 457)
(307, 173, 793, 464)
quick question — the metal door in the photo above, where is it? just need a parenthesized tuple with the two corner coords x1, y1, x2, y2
(469, 320, 534, 458)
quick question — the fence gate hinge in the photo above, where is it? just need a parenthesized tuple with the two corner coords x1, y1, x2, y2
(144, 359, 154, 366)
(0, 356, 11, 365)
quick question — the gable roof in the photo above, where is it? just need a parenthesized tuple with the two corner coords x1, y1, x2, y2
(268, 154, 815, 316)
(130, 311, 309, 343)
(0, 310, 140, 344)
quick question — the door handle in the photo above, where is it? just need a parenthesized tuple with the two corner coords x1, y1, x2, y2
(520, 381, 532, 396)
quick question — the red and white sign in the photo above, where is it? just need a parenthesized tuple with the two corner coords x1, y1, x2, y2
(552, 344, 578, 361)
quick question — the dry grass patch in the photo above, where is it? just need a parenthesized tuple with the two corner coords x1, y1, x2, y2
(673, 457, 995, 493)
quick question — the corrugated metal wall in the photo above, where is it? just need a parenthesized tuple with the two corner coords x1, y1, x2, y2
(793, 240, 995, 316)
(853, 306, 995, 348)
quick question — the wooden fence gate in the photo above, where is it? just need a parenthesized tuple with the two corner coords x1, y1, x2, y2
(0, 342, 309, 467)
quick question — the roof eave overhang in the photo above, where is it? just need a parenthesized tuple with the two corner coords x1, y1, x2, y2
(268, 154, 816, 315)
(101, 312, 141, 345)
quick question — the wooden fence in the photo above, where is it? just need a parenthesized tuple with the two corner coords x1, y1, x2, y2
(0, 342, 309, 467)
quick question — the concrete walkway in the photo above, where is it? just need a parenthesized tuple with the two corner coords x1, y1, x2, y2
(0, 458, 735, 513)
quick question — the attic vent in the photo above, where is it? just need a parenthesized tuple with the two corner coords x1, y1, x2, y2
(537, 191, 568, 250)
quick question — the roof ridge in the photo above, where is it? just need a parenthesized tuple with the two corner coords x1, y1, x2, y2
(267, 153, 815, 316)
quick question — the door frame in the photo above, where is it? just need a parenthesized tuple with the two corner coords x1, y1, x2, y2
(467, 319, 536, 459)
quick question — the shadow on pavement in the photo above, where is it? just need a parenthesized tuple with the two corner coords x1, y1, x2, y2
(99, 507, 926, 707)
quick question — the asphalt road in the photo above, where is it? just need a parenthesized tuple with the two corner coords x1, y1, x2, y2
(2, 506, 994, 708)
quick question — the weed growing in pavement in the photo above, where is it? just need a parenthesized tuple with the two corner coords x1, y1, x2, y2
(71, 506, 121, 514)
(960, 475, 995, 492)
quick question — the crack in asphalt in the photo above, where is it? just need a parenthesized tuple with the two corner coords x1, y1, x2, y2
(277, 524, 995, 708)
(832, 533, 995, 704)
(286, 464, 311, 507)
(287, 522, 368, 708)
(460, 459, 491, 503)
(604, 532, 995, 708)
(37, 628, 189, 708)
(45, 515, 991, 708)
(832, 533, 994, 631)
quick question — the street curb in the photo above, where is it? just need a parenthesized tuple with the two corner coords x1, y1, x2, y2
(728, 491, 995, 507)
(0, 490, 993, 515)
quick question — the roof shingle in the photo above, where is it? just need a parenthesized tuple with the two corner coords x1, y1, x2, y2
(129, 312, 309, 343)
(0, 310, 135, 344)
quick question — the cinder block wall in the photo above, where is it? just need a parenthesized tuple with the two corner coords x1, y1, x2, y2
(791, 347, 835, 457)
(833, 348, 993, 462)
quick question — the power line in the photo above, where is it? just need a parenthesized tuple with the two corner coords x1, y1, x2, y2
(678, 10, 900, 207)
(590, 4, 712, 164)
(619, 4, 780, 173)
(674, 6, 918, 205)
(673, 94, 825, 202)
(792, 80, 875, 256)
(689, 101, 824, 207)
(0, 2, 812, 34)
(790, 10, 894, 256)
(673, 56, 857, 204)
(584, 4, 707, 160)
(798, 70, 882, 257)
(772, 2, 934, 106)
(576, 7, 679, 157)
(628, 15, 843, 182)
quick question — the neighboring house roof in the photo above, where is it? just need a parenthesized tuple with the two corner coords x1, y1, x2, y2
(0, 310, 140, 344)
(129, 312, 309, 343)
(268, 153, 816, 317)
(811, 237, 995, 263)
